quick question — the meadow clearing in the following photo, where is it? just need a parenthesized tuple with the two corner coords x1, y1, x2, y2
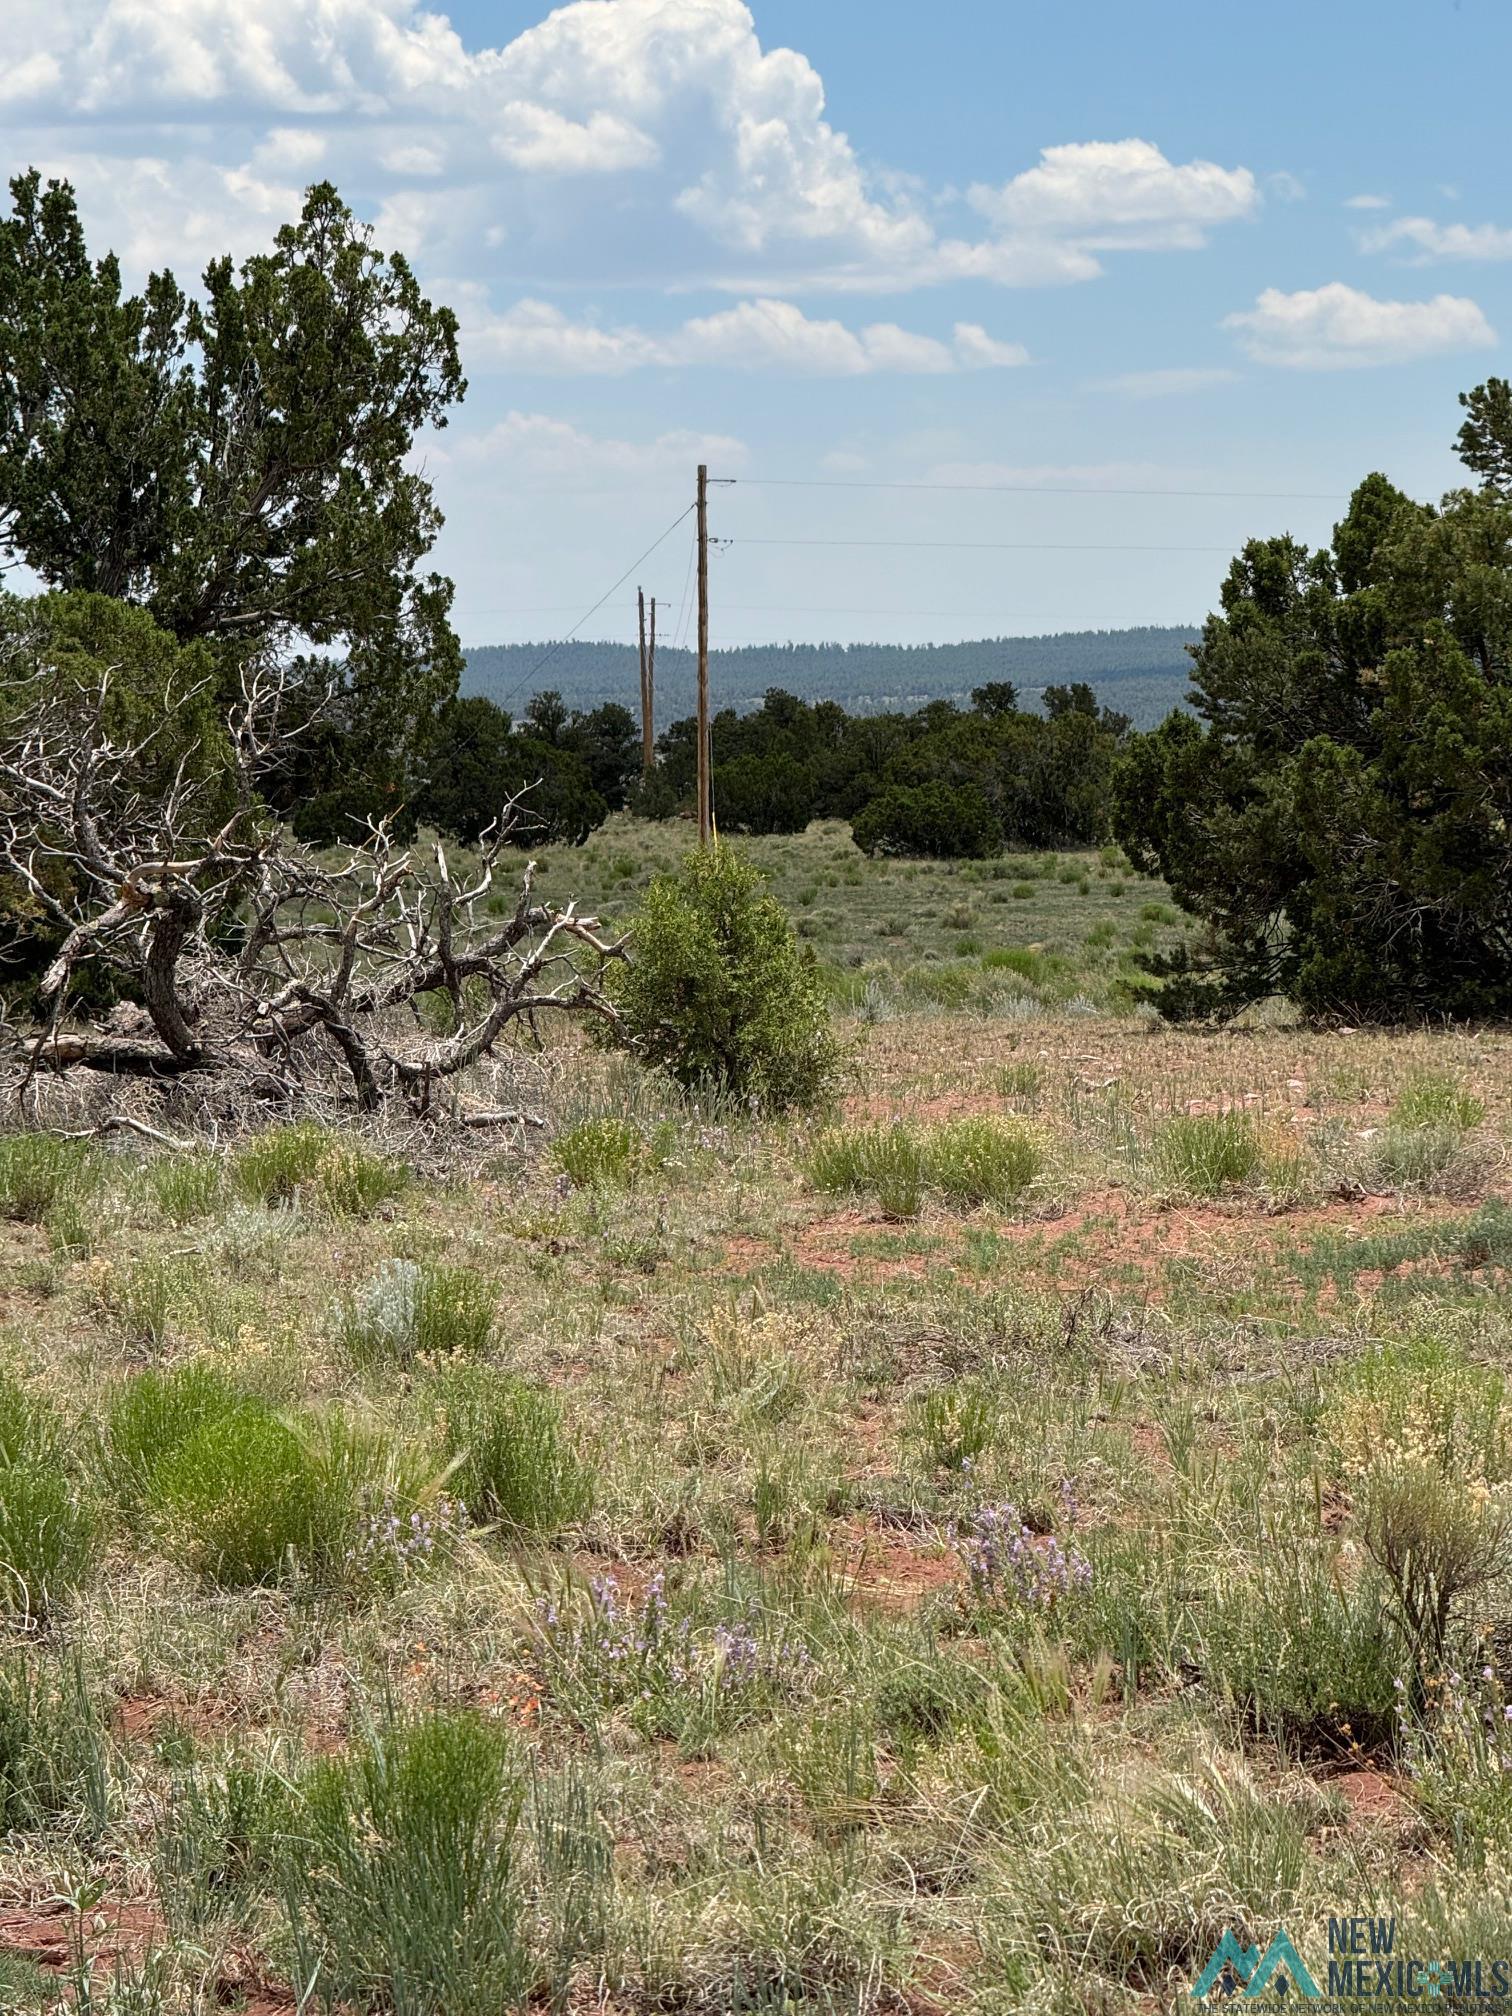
(1, 817, 1511, 2013)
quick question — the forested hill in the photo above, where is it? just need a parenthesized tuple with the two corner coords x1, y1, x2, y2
(461, 626, 1199, 727)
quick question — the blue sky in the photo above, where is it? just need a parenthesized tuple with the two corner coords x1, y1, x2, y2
(4, 0, 1509, 650)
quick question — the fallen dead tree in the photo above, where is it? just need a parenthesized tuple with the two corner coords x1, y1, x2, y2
(0, 657, 625, 1124)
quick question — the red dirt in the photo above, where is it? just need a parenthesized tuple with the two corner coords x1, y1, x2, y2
(831, 1520, 960, 1613)
(0, 1895, 163, 1973)
(1325, 1767, 1411, 1829)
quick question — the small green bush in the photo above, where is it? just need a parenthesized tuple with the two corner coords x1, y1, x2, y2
(608, 847, 844, 1112)
(432, 1366, 593, 1538)
(338, 1259, 497, 1371)
(285, 1711, 528, 2016)
(551, 1116, 672, 1190)
(1153, 1112, 1260, 1197)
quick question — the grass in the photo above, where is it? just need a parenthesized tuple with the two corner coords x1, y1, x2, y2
(806, 1116, 1044, 1216)
(5, 826, 1512, 2008)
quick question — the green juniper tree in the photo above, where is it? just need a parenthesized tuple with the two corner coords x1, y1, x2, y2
(1116, 389, 1512, 1020)
(0, 171, 466, 833)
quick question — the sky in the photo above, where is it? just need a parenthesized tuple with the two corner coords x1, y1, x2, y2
(3, 0, 1510, 654)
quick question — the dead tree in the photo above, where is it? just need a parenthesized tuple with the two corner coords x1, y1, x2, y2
(0, 656, 625, 1121)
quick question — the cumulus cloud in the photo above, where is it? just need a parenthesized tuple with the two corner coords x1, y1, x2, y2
(442, 410, 746, 479)
(1223, 282, 1495, 368)
(1361, 215, 1512, 263)
(465, 297, 1029, 374)
(1344, 193, 1391, 210)
(968, 139, 1257, 252)
(0, 0, 1261, 296)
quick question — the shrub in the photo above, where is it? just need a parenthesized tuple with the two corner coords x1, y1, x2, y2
(432, 1366, 593, 1538)
(284, 1711, 528, 2016)
(851, 782, 1002, 860)
(609, 847, 844, 1112)
(338, 1259, 497, 1371)
(1153, 1112, 1260, 1197)
(1372, 1122, 1471, 1192)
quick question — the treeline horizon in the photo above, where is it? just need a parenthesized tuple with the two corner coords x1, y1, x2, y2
(461, 625, 1199, 727)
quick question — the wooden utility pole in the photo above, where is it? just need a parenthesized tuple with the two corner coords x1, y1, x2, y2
(637, 587, 652, 776)
(645, 595, 656, 777)
(696, 463, 711, 844)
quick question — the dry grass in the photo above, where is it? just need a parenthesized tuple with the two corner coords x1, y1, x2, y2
(2, 832, 1511, 2010)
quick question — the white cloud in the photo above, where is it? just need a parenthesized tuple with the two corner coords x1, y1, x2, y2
(443, 410, 746, 479)
(465, 296, 1029, 375)
(1344, 193, 1391, 210)
(1224, 281, 1496, 368)
(0, 0, 1260, 295)
(950, 323, 1032, 370)
(1361, 215, 1512, 263)
(1096, 366, 1241, 398)
(968, 139, 1258, 252)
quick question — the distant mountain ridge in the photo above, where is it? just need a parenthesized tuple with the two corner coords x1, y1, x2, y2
(461, 626, 1199, 730)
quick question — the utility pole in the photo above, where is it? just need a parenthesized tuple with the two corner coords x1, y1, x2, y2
(696, 462, 711, 845)
(646, 595, 656, 779)
(637, 587, 651, 777)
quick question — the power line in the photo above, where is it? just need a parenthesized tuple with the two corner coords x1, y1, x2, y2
(727, 476, 1347, 501)
(729, 537, 1242, 554)
(489, 501, 695, 713)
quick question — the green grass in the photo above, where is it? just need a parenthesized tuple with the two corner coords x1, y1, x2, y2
(6, 830, 1512, 2012)
(806, 1116, 1044, 1216)
(1153, 1111, 1261, 1197)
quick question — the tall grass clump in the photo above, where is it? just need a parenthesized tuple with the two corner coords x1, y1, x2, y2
(1392, 1070, 1484, 1131)
(148, 1402, 333, 1588)
(927, 1118, 1043, 1208)
(338, 1259, 497, 1371)
(98, 1361, 248, 1527)
(148, 1152, 225, 1226)
(0, 1655, 112, 1836)
(805, 1117, 1043, 1216)
(0, 1375, 97, 1620)
(0, 1134, 94, 1224)
(551, 1116, 674, 1190)
(431, 1366, 593, 1539)
(805, 1122, 925, 1219)
(1153, 1111, 1260, 1198)
(233, 1123, 405, 1217)
(284, 1711, 528, 2016)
